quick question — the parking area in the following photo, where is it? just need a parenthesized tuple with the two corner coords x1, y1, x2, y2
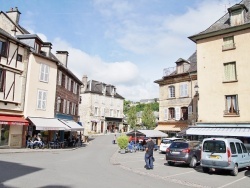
(112, 150, 250, 188)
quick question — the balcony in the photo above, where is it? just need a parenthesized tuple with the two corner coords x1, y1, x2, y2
(163, 64, 190, 77)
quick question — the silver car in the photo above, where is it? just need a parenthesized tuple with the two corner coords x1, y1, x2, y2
(201, 138, 250, 176)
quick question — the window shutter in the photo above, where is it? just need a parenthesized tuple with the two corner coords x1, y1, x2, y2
(65, 76, 68, 89)
(58, 71, 62, 85)
(184, 84, 188, 97)
(188, 106, 192, 114)
(164, 108, 168, 120)
(180, 84, 183, 97)
(175, 107, 180, 120)
(37, 90, 42, 109)
(42, 91, 47, 109)
(40, 64, 44, 81)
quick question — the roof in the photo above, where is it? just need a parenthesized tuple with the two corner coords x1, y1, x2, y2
(84, 80, 124, 99)
(189, 0, 250, 42)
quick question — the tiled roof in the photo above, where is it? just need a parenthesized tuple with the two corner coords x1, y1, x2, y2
(189, 0, 250, 41)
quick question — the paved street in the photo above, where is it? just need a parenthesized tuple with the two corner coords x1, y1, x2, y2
(0, 134, 250, 188)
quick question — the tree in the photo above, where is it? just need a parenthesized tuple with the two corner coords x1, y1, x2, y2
(142, 104, 156, 130)
(127, 106, 137, 130)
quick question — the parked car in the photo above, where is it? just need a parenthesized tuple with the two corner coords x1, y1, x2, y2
(201, 137, 250, 176)
(165, 140, 201, 168)
(159, 137, 185, 153)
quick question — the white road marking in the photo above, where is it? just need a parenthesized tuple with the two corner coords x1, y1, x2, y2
(165, 170, 195, 177)
(217, 174, 250, 188)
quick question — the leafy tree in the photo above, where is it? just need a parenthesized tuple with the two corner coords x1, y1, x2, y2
(127, 106, 137, 130)
(141, 104, 156, 130)
(123, 100, 131, 115)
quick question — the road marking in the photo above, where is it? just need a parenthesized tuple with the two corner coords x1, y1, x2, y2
(165, 170, 195, 177)
(217, 174, 250, 188)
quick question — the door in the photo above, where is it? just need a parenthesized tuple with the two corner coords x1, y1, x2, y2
(235, 142, 244, 168)
(240, 143, 250, 167)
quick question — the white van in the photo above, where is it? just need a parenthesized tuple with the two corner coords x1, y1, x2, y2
(159, 137, 185, 153)
(201, 138, 250, 176)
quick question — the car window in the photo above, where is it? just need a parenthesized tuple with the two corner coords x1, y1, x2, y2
(161, 139, 172, 144)
(203, 140, 226, 153)
(230, 142, 237, 154)
(236, 142, 242, 154)
(241, 143, 248, 153)
(170, 142, 188, 149)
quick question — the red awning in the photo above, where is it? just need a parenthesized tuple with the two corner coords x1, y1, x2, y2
(0, 115, 29, 126)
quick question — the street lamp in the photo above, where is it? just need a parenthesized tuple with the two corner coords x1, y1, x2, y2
(194, 83, 199, 96)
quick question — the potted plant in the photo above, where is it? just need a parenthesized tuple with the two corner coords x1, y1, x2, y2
(117, 135, 129, 154)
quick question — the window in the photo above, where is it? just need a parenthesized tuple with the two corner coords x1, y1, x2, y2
(39, 64, 49, 82)
(181, 107, 188, 120)
(225, 95, 239, 115)
(0, 41, 7, 57)
(110, 109, 113, 117)
(73, 82, 78, 94)
(168, 108, 175, 120)
(241, 143, 247, 153)
(224, 62, 237, 81)
(68, 78, 71, 91)
(0, 69, 5, 92)
(37, 90, 47, 110)
(180, 83, 188, 97)
(101, 107, 105, 116)
(71, 103, 76, 115)
(17, 54, 22, 62)
(117, 110, 120, 117)
(56, 98, 61, 112)
(235, 142, 242, 154)
(65, 75, 68, 89)
(63, 99, 66, 113)
(57, 71, 62, 86)
(94, 107, 98, 116)
(66, 101, 70, 114)
(230, 142, 237, 154)
(231, 9, 244, 26)
(168, 86, 175, 98)
(222, 36, 235, 50)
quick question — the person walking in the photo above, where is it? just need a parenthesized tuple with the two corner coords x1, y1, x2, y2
(145, 137, 154, 170)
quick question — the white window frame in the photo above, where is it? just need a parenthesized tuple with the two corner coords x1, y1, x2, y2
(224, 62, 237, 81)
(68, 78, 71, 91)
(63, 99, 66, 113)
(37, 90, 47, 110)
(39, 63, 49, 83)
(56, 97, 61, 112)
(71, 103, 76, 115)
(168, 85, 175, 98)
(94, 107, 99, 116)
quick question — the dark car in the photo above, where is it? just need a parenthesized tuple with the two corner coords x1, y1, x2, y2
(166, 140, 201, 168)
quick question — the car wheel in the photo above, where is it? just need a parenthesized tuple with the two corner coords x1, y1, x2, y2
(202, 167, 209, 173)
(189, 157, 197, 168)
(168, 161, 175, 166)
(230, 164, 238, 176)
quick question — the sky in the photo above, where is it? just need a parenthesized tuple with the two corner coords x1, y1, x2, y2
(1, 0, 239, 102)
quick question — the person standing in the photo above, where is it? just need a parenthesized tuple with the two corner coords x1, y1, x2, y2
(145, 137, 154, 170)
(113, 134, 117, 144)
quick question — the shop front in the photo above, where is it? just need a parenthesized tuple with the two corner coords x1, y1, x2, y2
(105, 117, 123, 133)
(0, 115, 29, 148)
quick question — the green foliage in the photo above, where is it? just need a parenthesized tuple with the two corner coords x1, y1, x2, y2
(4, 130, 9, 139)
(127, 106, 137, 130)
(142, 104, 156, 130)
(117, 135, 129, 149)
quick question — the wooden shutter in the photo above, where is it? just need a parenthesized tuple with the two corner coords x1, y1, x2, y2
(175, 107, 180, 120)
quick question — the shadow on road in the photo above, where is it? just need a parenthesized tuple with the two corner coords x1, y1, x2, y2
(0, 160, 42, 187)
(244, 167, 250, 177)
(38, 186, 71, 188)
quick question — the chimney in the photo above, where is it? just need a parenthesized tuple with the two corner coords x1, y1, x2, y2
(81, 75, 88, 93)
(41, 42, 52, 57)
(6, 7, 21, 24)
(56, 51, 69, 67)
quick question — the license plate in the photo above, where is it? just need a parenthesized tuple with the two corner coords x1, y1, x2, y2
(171, 151, 180, 154)
(209, 155, 219, 159)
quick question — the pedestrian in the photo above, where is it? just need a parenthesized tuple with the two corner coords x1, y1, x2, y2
(145, 137, 154, 170)
(113, 134, 117, 144)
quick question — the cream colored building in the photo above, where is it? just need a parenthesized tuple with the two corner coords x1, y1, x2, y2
(187, 1, 250, 138)
(79, 76, 124, 135)
(154, 52, 198, 137)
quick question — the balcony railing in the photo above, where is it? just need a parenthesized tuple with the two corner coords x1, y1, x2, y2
(163, 64, 190, 77)
(223, 110, 240, 115)
(222, 43, 236, 51)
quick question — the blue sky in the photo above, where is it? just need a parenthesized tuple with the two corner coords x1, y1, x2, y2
(1, 0, 238, 101)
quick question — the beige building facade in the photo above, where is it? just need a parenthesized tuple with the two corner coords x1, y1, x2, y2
(79, 76, 124, 135)
(154, 52, 198, 137)
(187, 0, 250, 138)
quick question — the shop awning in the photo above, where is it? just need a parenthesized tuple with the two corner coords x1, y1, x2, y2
(154, 125, 181, 131)
(186, 127, 250, 137)
(59, 119, 84, 131)
(28, 117, 70, 131)
(0, 115, 29, 126)
(127, 130, 168, 138)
